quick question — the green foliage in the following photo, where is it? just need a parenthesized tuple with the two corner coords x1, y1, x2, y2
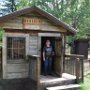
(16, 0, 30, 10)
(0, 0, 90, 43)
(0, 28, 4, 41)
(79, 74, 90, 90)
(0, 0, 17, 15)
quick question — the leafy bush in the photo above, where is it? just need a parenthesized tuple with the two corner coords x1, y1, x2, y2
(0, 28, 4, 41)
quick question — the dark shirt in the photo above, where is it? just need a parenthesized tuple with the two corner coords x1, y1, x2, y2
(43, 46, 53, 58)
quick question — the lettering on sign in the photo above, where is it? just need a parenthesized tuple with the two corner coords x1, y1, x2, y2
(23, 18, 42, 25)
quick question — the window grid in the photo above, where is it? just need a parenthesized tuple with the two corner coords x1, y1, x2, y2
(7, 37, 25, 60)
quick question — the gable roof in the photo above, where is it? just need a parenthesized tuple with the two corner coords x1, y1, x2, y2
(0, 6, 76, 34)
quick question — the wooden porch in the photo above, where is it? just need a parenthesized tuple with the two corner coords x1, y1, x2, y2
(28, 54, 84, 90)
(40, 73, 80, 90)
(0, 50, 84, 90)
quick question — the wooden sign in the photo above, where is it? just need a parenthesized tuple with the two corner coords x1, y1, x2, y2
(23, 18, 43, 25)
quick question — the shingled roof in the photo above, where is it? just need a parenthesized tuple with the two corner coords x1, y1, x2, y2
(0, 6, 76, 34)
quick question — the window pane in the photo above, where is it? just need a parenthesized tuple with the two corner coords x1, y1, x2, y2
(7, 49, 12, 59)
(13, 49, 18, 59)
(7, 37, 12, 48)
(18, 49, 25, 59)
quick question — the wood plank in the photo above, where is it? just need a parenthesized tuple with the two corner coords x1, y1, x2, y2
(46, 84, 80, 90)
(6, 63, 29, 73)
(2, 18, 23, 29)
(7, 72, 29, 79)
(29, 35, 38, 55)
(38, 33, 61, 37)
(1, 17, 67, 33)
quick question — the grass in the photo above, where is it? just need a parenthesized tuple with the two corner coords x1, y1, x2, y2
(79, 73, 90, 90)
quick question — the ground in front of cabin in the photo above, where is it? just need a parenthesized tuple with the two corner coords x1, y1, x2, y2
(79, 73, 90, 90)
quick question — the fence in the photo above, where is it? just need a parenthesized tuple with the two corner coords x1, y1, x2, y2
(64, 54, 84, 83)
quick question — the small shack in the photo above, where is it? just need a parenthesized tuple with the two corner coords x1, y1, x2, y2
(0, 6, 84, 90)
(74, 39, 89, 59)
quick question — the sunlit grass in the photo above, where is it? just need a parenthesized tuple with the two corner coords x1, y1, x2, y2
(79, 73, 90, 90)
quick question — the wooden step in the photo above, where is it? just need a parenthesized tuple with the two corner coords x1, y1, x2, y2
(62, 73, 76, 80)
(40, 75, 76, 87)
(46, 84, 80, 90)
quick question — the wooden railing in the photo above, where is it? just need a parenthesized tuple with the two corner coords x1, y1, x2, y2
(64, 54, 84, 83)
(27, 55, 41, 90)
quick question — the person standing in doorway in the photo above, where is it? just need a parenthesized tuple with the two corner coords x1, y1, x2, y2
(43, 40, 54, 76)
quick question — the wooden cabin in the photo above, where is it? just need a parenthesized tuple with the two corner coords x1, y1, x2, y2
(0, 6, 84, 90)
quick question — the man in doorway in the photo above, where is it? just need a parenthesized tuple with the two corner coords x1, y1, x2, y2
(43, 40, 54, 76)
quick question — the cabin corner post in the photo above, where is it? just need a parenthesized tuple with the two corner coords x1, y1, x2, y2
(61, 34, 66, 75)
(28, 55, 41, 90)
(36, 57, 41, 90)
(2, 34, 7, 79)
(63, 34, 66, 73)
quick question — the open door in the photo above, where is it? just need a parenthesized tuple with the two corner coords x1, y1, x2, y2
(54, 37, 62, 76)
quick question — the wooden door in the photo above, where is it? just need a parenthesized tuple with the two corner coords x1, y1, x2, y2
(54, 38, 62, 76)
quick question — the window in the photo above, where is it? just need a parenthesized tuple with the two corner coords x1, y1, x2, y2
(7, 37, 25, 60)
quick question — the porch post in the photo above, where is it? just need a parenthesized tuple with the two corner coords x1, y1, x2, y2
(28, 55, 41, 90)
(61, 34, 66, 75)
(2, 34, 7, 79)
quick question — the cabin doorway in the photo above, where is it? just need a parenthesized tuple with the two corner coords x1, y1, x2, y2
(41, 37, 62, 76)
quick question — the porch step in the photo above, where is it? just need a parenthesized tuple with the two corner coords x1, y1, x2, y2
(62, 73, 76, 79)
(40, 77, 75, 87)
(40, 73, 76, 87)
(46, 84, 80, 90)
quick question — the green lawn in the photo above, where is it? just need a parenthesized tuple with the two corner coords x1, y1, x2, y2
(79, 73, 90, 90)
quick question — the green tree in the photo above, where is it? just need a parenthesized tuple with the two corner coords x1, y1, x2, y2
(0, 28, 4, 41)
(0, 0, 90, 40)
(1, 0, 17, 15)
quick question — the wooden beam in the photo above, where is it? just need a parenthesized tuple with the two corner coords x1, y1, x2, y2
(61, 34, 66, 76)
(2, 34, 7, 79)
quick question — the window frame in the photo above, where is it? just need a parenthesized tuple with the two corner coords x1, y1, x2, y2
(5, 33, 29, 63)
(7, 37, 26, 60)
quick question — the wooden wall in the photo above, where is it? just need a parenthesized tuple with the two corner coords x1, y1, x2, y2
(2, 31, 41, 79)
(29, 35, 38, 55)
(0, 16, 67, 33)
(6, 62, 29, 79)
(0, 14, 67, 79)
(2, 31, 63, 79)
